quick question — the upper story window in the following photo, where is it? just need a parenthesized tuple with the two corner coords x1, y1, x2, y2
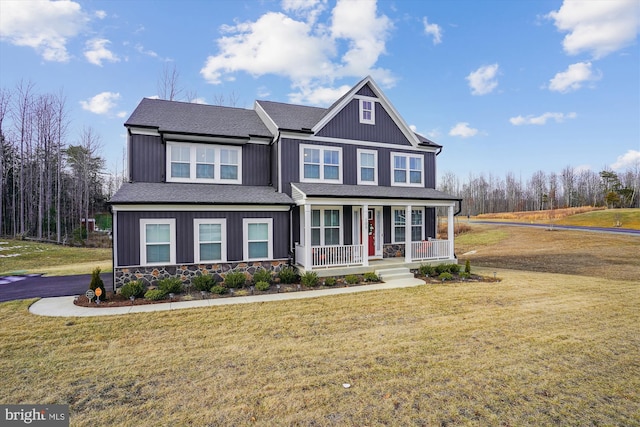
(357, 149, 378, 185)
(167, 142, 241, 184)
(359, 98, 376, 125)
(391, 152, 424, 187)
(300, 144, 342, 183)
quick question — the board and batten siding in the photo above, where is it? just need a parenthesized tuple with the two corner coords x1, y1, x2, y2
(116, 210, 290, 267)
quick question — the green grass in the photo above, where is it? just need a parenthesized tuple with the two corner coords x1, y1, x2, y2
(455, 227, 509, 247)
(0, 239, 111, 276)
(555, 208, 640, 229)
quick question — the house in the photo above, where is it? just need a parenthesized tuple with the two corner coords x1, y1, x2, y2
(109, 76, 461, 290)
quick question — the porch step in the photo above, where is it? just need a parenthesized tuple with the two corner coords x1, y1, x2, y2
(375, 267, 414, 282)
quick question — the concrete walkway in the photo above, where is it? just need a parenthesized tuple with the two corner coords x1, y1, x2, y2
(29, 277, 426, 317)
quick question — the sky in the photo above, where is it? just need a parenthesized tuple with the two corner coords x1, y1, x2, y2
(1, 0, 639, 184)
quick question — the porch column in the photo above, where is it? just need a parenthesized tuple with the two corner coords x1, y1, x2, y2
(303, 204, 312, 270)
(361, 204, 369, 266)
(447, 204, 455, 259)
(404, 204, 412, 263)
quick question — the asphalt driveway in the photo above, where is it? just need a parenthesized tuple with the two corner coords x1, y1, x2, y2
(0, 273, 113, 303)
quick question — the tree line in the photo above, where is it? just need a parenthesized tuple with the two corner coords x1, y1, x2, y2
(0, 82, 123, 243)
(438, 166, 639, 216)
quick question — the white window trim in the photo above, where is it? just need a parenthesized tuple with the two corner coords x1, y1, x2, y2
(390, 152, 424, 187)
(140, 218, 176, 266)
(243, 218, 273, 261)
(299, 144, 343, 183)
(310, 207, 343, 247)
(166, 141, 242, 184)
(359, 98, 376, 125)
(391, 208, 424, 244)
(357, 148, 378, 185)
(194, 219, 227, 263)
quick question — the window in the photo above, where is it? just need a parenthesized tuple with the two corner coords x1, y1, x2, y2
(300, 144, 342, 182)
(140, 219, 176, 266)
(391, 153, 424, 187)
(167, 142, 241, 184)
(359, 98, 375, 125)
(357, 149, 378, 185)
(392, 209, 424, 243)
(194, 219, 226, 263)
(311, 208, 341, 246)
(243, 218, 273, 261)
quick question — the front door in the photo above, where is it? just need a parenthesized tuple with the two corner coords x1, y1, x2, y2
(368, 209, 375, 256)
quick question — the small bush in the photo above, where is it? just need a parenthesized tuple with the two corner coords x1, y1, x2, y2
(144, 289, 167, 300)
(460, 272, 471, 279)
(419, 264, 436, 276)
(89, 267, 107, 301)
(345, 274, 360, 285)
(224, 271, 246, 288)
(255, 281, 270, 291)
(278, 267, 298, 284)
(324, 277, 337, 286)
(364, 272, 379, 282)
(465, 259, 471, 274)
(119, 280, 145, 299)
(435, 263, 460, 274)
(192, 275, 215, 292)
(301, 271, 319, 287)
(210, 285, 227, 295)
(158, 277, 183, 294)
(438, 272, 453, 281)
(252, 269, 272, 284)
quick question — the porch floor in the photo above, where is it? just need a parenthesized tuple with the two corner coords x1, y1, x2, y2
(297, 257, 456, 278)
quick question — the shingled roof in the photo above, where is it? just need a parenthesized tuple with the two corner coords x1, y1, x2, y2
(292, 183, 460, 201)
(255, 100, 327, 132)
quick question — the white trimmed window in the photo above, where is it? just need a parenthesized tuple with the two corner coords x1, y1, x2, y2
(194, 219, 226, 263)
(140, 219, 176, 266)
(300, 144, 342, 183)
(392, 209, 424, 243)
(391, 153, 424, 187)
(359, 98, 375, 125)
(167, 142, 241, 184)
(311, 208, 342, 246)
(357, 149, 378, 185)
(243, 218, 273, 261)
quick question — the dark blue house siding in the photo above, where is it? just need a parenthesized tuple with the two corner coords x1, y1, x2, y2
(116, 210, 290, 267)
(356, 84, 377, 98)
(242, 143, 271, 185)
(316, 99, 412, 146)
(130, 135, 164, 182)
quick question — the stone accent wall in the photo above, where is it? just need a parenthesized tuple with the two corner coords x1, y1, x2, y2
(383, 243, 405, 259)
(114, 260, 291, 289)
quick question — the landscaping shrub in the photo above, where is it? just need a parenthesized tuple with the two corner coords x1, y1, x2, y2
(144, 289, 167, 300)
(438, 272, 453, 281)
(364, 272, 379, 282)
(277, 267, 298, 284)
(210, 285, 227, 295)
(89, 267, 107, 301)
(436, 263, 460, 274)
(301, 271, 319, 287)
(419, 264, 436, 276)
(255, 281, 270, 292)
(158, 277, 183, 294)
(324, 277, 337, 286)
(465, 259, 471, 274)
(192, 275, 215, 292)
(119, 280, 145, 299)
(252, 269, 272, 284)
(345, 274, 360, 285)
(224, 271, 246, 288)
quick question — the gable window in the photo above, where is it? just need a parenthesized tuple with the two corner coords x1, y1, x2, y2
(194, 219, 226, 263)
(359, 98, 375, 125)
(391, 153, 424, 187)
(167, 142, 241, 184)
(140, 219, 176, 266)
(243, 218, 273, 261)
(311, 208, 341, 246)
(392, 209, 424, 243)
(357, 149, 378, 185)
(300, 144, 342, 183)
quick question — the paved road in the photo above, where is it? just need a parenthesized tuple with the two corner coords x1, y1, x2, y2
(470, 221, 640, 236)
(0, 273, 113, 303)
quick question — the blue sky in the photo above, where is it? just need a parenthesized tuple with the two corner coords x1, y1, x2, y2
(1, 0, 639, 182)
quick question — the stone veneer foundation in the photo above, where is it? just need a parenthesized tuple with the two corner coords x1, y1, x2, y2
(383, 243, 405, 259)
(114, 260, 290, 290)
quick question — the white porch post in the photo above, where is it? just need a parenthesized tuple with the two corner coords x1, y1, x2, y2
(303, 204, 312, 270)
(448, 204, 455, 259)
(361, 204, 369, 266)
(404, 204, 412, 263)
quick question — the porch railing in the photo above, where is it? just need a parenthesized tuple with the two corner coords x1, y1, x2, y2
(295, 244, 364, 268)
(411, 239, 451, 261)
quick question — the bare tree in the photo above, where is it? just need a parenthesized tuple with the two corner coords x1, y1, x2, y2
(157, 63, 183, 101)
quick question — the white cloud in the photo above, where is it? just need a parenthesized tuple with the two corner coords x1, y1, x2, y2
(95, 10, 107, 19)
(547, 0, 640, 59)
(0, 0, 88, 62)
(84, 38, 120, 66)
(611, 149, 640, 170)
(288, 84, 351, 106)
(80, 92, 121, 115)
(510, 111, 577, 125)
(449, 122, 478, 138)
(200, 0, 394, 105)
(466, 64, 499, 95)
(423, 17, 442, 44)
(548, 61, 601, 93)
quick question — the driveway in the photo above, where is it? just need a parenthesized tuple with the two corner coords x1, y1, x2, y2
(470, 221, 640, 236)
(0, 273, 113, 303)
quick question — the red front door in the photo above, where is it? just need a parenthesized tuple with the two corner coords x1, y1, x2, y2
(368, 209, 375, 256)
